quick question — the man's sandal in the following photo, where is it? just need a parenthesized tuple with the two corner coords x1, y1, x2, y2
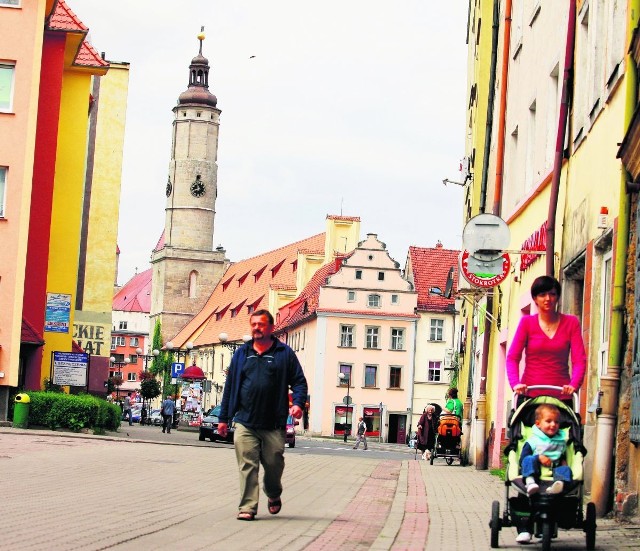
(237, 511, 256, 521)
(268, 497, 282, 515)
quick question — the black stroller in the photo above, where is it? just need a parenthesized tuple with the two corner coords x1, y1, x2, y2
(489, 386, 596, 550)
(430, 411, 463, 465)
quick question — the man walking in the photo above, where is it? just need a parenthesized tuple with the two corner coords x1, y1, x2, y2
(353, 417, 368, 450)
(161, 394, 175, 434)
(123, 392, 133, 426)
(218, 309, 308, 521)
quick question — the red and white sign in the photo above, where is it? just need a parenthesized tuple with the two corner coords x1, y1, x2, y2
(460, 250, 510, 288)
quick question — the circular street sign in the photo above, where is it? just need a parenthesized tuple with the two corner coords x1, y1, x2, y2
(343, 396, 352, 405)
(460, 250, 510, 288)
(462, 213, 510, 261)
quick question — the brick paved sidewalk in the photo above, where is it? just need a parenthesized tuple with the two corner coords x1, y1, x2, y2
(1, 428, 637, 550)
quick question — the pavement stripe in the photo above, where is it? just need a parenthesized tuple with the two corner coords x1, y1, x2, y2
(305, 461, 399, 550)
(389, 460, 429, 550)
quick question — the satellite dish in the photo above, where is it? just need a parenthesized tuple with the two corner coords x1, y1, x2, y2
(462, 213, 510, 261)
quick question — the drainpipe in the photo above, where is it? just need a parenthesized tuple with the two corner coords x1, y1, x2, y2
(546, 0, 576, 276)
(591, 8, 637, 515)
(474, 0, 500, 471)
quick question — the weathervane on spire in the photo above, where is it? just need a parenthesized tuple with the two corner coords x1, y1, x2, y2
(198, 26, 205, 55)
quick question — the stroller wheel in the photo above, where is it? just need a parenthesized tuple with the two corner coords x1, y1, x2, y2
(490, 500, 500, 548)
(446, 457, 454, 466)
(585, 502, 596, 550)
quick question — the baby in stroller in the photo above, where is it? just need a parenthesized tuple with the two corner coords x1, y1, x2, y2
(521, 403, 572, 496)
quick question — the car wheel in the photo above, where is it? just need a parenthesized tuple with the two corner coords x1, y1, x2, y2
(209, 437, 216, 442)
(199, 433, 205, 441)
(288, 441, 295, 448)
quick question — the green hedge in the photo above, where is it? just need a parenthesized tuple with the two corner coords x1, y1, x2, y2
(24, 391, 121, 432)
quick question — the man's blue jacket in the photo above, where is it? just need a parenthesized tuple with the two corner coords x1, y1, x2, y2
(219, 337, 308, 428)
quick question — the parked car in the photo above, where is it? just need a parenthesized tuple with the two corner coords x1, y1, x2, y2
(286, 415, 298, 448)
(149, 409, 163, 426)
(199, 406, 234, 443)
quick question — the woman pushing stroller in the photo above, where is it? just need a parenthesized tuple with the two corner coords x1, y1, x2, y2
(505, 275, 587, 544)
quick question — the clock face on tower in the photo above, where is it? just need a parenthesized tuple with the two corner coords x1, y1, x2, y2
(190, 177, 206, 197)
(166, 178, 172, 197)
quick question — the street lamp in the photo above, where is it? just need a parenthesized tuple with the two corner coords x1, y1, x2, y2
(135, 347, 160, 423)
(136, 347, 160, 371)
(339, 372, 351, 443)
(218, 332, 252, 351)
(109, 356, 130, 403)
(164, 341, 194, 413)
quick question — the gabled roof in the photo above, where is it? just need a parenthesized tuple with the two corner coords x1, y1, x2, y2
(47, 0, 109, 72)
(170, 233, 327, 347)
(408, 243, 460, 312)
(47, 0, 87, 32)
(276, 256, 349, 330)
(113, 269, 152, 313)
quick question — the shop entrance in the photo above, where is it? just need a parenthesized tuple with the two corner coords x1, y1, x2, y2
(388, 413, 407, 444)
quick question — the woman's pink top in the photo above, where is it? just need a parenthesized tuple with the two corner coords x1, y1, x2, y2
(506, 313, 586, 397)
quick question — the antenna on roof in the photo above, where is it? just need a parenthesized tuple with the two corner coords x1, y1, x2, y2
(340, 197, 343, 216)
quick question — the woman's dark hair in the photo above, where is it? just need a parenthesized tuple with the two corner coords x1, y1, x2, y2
(530, 275, 561, 299)
(448, 387, 458, 399)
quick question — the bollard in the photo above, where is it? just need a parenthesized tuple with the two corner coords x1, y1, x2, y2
(13, 393, 31, 429)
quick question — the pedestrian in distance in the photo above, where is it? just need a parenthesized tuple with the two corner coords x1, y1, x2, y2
(161, 394, 175, 434)
(353, 417, 368, 450)
(443, 387, 463, 418)
(416, 405, 437, 460)
(123, 392, 133, 426)
(217, 309, 308, 521)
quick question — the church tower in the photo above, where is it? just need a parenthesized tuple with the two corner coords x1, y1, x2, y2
(150, 31, 228, 342)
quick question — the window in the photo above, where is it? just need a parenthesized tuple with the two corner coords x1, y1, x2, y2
(129, 337, 139, 347)
(0, 166, 6, 218)
(339, 364, 352, 385)
(365, 326, 380, 349)
(428, 361, 442, 382)
(367, 294, 381, 308)
(189, 271, 197, 298)
(112, 336, 125, 347)
(347, 290, 356, 302)
(109, 370, 117, 378)
(364, 365, 377, 387)
(378, 272, 385, 281)
(127, 373, 137, 382)
(129, 355, 138, 364)
(389, 366, 402, 389)
(391, 294, 399, 304)
(0, 63, 15, 111)
(340, 325, 354, 347)
(390, 328, 404, 350)
(355, 270, 362, 279)
(118, 321, 128, 330)
(430, 319, 444, 341)
(599, 251, 612, 376)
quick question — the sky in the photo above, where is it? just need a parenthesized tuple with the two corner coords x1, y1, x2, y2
(72, 0, 468, 285)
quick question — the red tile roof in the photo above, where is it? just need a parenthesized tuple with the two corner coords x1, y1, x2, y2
(21, 318, 44, 345)
(113, 269, 152, 313)
(153, 231, 165, 252)
(48, 0, 88, 32)
(75, 40, 109, 68)
(275, 257, 348, 330)
(408, 244, 460, 312)
(170, 233, 327, 347)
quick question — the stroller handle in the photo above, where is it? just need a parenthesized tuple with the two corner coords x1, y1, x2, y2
(513, 384, 578, 411)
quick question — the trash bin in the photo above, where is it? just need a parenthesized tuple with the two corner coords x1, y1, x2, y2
(13, 393, 31, 429)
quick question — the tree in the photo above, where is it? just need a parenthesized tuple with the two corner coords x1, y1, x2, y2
(139, 371, 161, 403)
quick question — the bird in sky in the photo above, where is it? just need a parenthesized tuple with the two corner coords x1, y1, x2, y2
(249, 55, 256, 59)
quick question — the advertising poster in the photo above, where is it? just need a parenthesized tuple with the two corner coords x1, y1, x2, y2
(53, 351, 89, 387)
(44, 293, 72, 333)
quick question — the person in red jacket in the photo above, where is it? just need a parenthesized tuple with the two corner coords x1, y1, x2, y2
(506, 275, 586, 406)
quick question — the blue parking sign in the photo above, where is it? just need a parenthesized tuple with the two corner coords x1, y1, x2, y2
(171, 362, 185, 378)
